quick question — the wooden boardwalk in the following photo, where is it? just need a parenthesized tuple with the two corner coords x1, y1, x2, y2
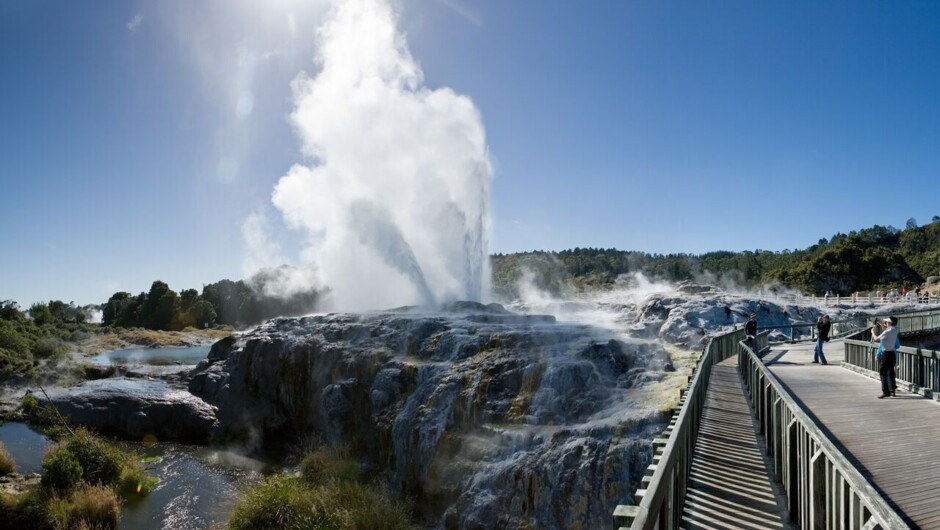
(766, 340, 940, 530)
(680, 356, 793, 530)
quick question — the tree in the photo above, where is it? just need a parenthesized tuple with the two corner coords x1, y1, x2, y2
(28, 303, 55, 326)
(103, 292, 136, 327)
(191, 299, 217, 329)
(906, 218, 918, 230)
(0, 301, 22, 321)
(138, 281, 178, 331)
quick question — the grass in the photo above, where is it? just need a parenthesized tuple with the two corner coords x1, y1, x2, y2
(76, 327, 231, 355)
(46, 484, 121, 530)
(1, 428, 154, 529)
(0, 441, 16, 475)
(299, 447, 360, 483)
(228, 448, 411, 530)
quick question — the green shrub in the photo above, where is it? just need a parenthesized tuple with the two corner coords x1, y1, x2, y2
(69, 330, 90, 342)
(20, 393, 40, 415)
(0, 442, 15, 475)
(41, 448, 83, 494)
(46, 484, 121, 530)
(32, 336, 67, 359)
(0, 488, 50, 530)
(116, 462, 159, 501)
(62, 429, 125, 487)
(299, 447, 360, 483)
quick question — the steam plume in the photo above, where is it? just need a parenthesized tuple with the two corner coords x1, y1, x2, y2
(271, 0, 492, 311)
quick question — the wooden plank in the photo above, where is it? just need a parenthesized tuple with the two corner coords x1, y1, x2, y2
(767, 340, 940, 529)
(680, 357, 794, 530)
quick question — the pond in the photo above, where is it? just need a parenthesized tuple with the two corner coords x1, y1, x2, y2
(0, 422, 266, 530)
(0, 421, 50, 474)
(91, 345, 211, 367)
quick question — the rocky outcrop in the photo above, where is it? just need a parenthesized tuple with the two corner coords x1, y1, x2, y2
(0, 472, 40, 496)
(635, 294, 834, 346)
(188, 303, 673, 529)
(40, 379, 218, 443)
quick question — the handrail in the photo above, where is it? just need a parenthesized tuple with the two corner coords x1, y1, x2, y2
(753, 292, 940, 307)
(841, 308, 940, 399)
(612, 328, 758, 529)
(760, 315, 872, 343)
(612, 308, 940, 529)
(738, 341, 909, 529)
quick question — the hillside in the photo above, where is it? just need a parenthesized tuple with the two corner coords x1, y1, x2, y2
(491, 218, 940, 299)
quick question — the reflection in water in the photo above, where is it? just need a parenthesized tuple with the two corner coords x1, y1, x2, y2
(91, 346, 211, 367)
(0, 422, 267, 530)
(0, 422, 50, 474)
(120, 443, 267, 530)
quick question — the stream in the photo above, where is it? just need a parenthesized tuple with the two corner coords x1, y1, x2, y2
(1, 345, 270, 529)
(0, 421, 268, 530)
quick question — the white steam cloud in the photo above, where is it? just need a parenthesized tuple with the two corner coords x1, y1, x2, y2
(270, 0, 492, 311)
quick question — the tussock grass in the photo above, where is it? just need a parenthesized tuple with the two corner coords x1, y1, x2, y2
(229, 448, 411, 530)
(299, 446, 360, 483)
(0, 441, 16, 475)
(46, 484, 121, 530)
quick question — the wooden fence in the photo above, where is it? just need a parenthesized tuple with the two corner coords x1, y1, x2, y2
(611, 328, 773, 529)
(738, 341, 909, 529)
(613, 307, 940, 529)
(842, 308, 940, 400)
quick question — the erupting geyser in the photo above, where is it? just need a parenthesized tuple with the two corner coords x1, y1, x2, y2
(270, 0, 492, 311)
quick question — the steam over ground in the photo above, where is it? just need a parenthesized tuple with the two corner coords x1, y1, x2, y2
(263, 0, 492, 311)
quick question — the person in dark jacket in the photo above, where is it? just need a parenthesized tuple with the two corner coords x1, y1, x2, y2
(813, 314, 831, 365)
(744, 313, 757, 350)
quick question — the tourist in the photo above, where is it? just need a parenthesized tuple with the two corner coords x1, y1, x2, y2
(825, 290, 832, 305)
(813, 314, 830, 365)
(873, 316, 900, 398)
(744, 313, 757, 350)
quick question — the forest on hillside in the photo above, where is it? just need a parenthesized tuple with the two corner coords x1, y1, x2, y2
(491, 217, 940, 299)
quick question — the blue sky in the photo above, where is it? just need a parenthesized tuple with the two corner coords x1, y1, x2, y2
(2, 0, 939, 306)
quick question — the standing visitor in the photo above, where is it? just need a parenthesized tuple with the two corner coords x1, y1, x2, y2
(825, 290, 832, 304)
(813, 314, 831, 365)
(745, 314, 757, 350)
(873, 317, 899, 398)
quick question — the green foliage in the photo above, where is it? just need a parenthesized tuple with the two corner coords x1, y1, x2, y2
(11, 429, 153, 529)
(227, 474, 411, 530)
(60, 429, 125, 487)
(0, 299, 99, 382)
(45, 484, 121, 530)
(229, 447, 409, 530)
(115, 465, 159, 501)
(20, 393, 40, 415)
(41, 449, 84, 494)
(0, 488, 49, 530)
(299, 447, 360, 484)
(0, 442, 15, 475)
(29, 304, 56, 327)
(491, 219, 940, 296)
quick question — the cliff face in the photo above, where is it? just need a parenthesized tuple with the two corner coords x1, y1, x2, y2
(189, 303, 674, 529)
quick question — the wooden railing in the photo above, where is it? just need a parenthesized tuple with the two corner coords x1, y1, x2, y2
(764, 293, 940, 307)
(738, 341, 909, 529)
(612, 308, 940, 529)
(842, 308, 940, 400)
(761, 315, 872, 343)
(612, 328, 759, 529)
